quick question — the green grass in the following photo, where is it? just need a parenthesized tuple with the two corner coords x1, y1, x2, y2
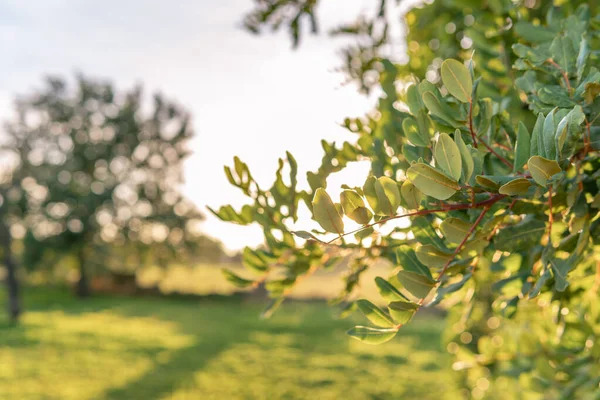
(0, 288, 461, 399)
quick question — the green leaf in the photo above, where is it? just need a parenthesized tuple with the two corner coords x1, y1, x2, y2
(402, 117, 429, 147)
(407, 163, 460, 200)
(406, 84, 424, 115)
(550, 35, 576, 76)
(312, 188, 344, 234)
(412, 216, 445, 249)
(292, 230, 320, 241)
(514, 21, 557, 43)
(441, 59, 473, 103)
(347, 326, 397, 345)
(395, 245, 433, 280)
(340, 190, 373, 224)
(530, 113, 544, 157)
(475, 175, 517, 191)
(459, 234, 490, 257)
(584, 82, 600, 104)
(434, 132, 462, 181)
(542, 110, 556, 160)
(469, 147, 484, 186)
(513, 122, 531, 173)
(529, 269, 551, 298)
(222, 269, 255, 288)
(555, 105, 585, 159)
(415, 244, 454, 268)
(527, 156, 562, 187)
(363, 176, 381, 214)
(242, 247, 269, 273)
(388, 301, 419, 325)
(422, 92, 459, 127)
(400, 180, 421, 210)
(440, 218, 471, 244)
(494, 218, 546, 252)
(375, 277, 408, 302)
(455, 130, 474, 183)
(374, 176, 402, 216)
(397, 270, 436, 299)
(498, 178, 532, 196)
(356, 299, 396, 328)
(549, 258, 571, 292)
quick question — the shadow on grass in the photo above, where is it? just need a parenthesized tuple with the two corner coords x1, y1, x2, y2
(1, 287, 453, 399)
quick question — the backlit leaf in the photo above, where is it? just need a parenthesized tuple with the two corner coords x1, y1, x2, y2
(388, 301, 419, 325)
(340, 190, 373, 224)
(527, 156, 562, 187)
(347, 326, 397, 345)
(401, 180, 422, 210)
(441, 59, 473, 103)
(407, 163, 459, 200)
(374, 176, 402, 216)
(415, 244, 454, 268)
(498, 178, 532, 196)
(454, 130, 474, 183)
(312, 188, 344, 234)
(434, 132, 462, 181)
(375, 277, 408, 302)
(440, 218, 471, 244)
(356, 299, 395, 328)
(397, 270, 436, 299)
(494, 218, 546, 252)
(395, 245, 433, 280)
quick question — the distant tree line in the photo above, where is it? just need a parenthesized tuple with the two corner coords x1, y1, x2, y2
(0, 75, 227, 321)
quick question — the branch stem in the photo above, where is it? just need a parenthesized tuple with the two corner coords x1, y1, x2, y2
(326, 194, 506, 244)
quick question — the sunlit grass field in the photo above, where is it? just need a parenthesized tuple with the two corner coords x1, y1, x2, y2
(0, 288, 462, 399)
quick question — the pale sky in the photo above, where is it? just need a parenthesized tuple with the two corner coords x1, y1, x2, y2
(0, 0, 412, 250)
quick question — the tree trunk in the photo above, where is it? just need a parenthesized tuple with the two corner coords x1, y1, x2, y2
(75, 246, 91, 298)
(5, 249, 21, 322)
(0, 220, 21, 322)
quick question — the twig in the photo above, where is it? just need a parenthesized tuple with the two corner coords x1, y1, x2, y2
(326, 194, 506, 244)
(437, 206, 490, 282)
(479, 137, 513, 168)
(546, 58, 572, 93)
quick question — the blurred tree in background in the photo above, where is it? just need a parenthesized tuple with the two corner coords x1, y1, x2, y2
(0, 75, 223, 303)
(214, 0, 600, 397)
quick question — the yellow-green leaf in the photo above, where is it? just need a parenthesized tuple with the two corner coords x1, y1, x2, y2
(312, 188, 344, 234)
(363, 176, 380, 214)
(347, 326, 397, 345)
(498, 178, 532, 196)
(407, 163, 460, 200)
(356, 299, 395, 328)
(340, 190, 372, 224)
(388, 301, 419, 325)
(527, 156, 562, 187)
(415, 244, 454, 268)
(440, 217, 471, 244)
(374, 277, 408, 302)
(397, 270, 436, 299)
(441, 59, 473, 103)
(402, 117, 429, 147)
(422, 91, 458, 127)
(454, 130, 474, 183)
(400, 180, 422, 210)
(513, 122, 531, 173)
(374, 176, 402, 216)
(434, 132, 462, 181)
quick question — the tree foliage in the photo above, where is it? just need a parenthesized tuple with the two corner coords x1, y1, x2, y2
(216, 0, 600, 397)
(1, 75, 207, 296)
